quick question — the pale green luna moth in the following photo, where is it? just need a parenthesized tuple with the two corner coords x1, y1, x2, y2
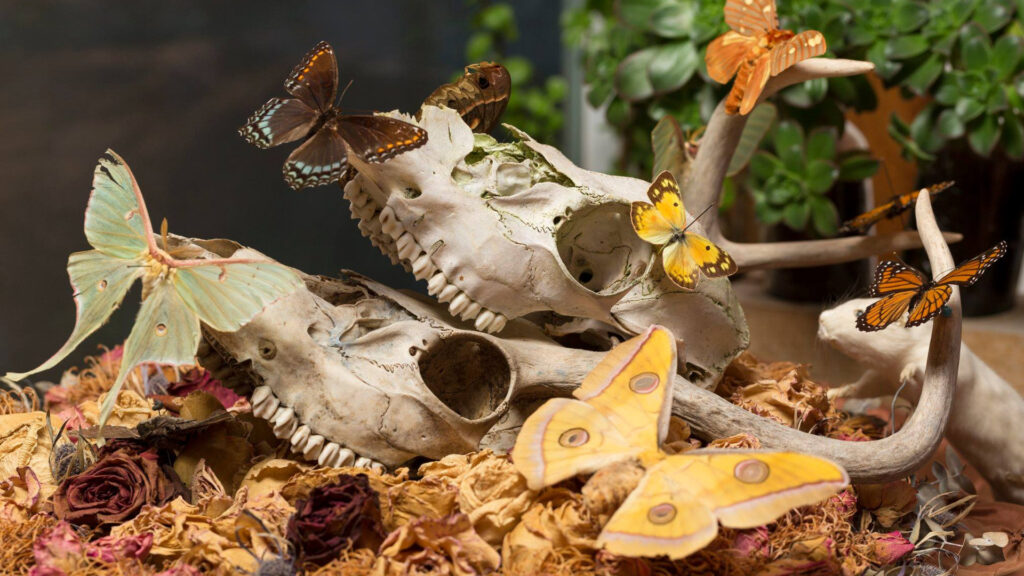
(6, 150, 303, 427)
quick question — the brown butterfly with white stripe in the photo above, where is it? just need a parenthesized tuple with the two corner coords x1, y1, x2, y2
(422, 62, 511, 134)
(705, 0, 827, 115)
(240, 41, 427, 190)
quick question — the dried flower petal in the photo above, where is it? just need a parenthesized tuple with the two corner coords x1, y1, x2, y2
(855, 481, 917, 528)
(167, 368, 242, 410)
(287, 474, 385, 566)
(708, 433, 762, 449)
(54, 446, 180, 527)
(376, 513, 500, 576)
(581, 460, 644, 525)
(78, 389, 156, 428)
(866, 531, 913, 564)
(721, 353, 834, 432)
(0, 411, 57, 487)
(380, 475, 459, 533)
(503, 488, 598, 574)
(0, 466, 54, 522)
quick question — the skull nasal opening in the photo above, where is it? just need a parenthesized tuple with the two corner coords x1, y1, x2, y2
(418, 334, 511, 421)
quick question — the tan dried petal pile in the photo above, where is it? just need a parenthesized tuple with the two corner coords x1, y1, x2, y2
(375, 513, 500, 576)
(0, 411, 58, 487)
(502, 488, 599, 574)
(720, 352, 835, 432)
(79, 390, 157, 429)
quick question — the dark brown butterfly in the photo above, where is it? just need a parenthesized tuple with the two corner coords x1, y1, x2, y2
(240, 41, 428, 190)
(838, 181, 953, 235)
(421, 61, 511, 134)
(856, 241, 1006, 332)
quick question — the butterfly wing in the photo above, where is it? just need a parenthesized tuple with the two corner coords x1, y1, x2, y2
(99, 280, 202, 426)
(662, 240, 700, 290)
(284, 41, 338, 113)
(598, 458, 718, 560)
(511, 398, 642, 490)
(5, 251, 144, 382)
(683, 233, 737, 279)
(682, 451, 849, 528)
(739, 54, 772, 115)
(870, 260, 926, 296)
(85, 151, 152, 259)
(335, 115, 428, 163)
(171, 260, 304, 332)
(838, 202, 894, 234)
(282, 124, 349, 190)
(934, 241, 1008, 287)
(706, 31, 758, 84)
(905, 285, 952, 327)
(723, 0, 778, 35)
(239, 97, 318, 149)
(423, 62, 511, 134)
(574, 325, 676, 450)
(770, 30, 827, 76)
(856, 291, 917, 332)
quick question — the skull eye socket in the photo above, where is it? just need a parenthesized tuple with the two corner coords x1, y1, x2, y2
(418, 334, 512, 420)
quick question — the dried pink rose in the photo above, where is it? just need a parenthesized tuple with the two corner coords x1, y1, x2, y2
(868, 531, 914, 565)
(166, 368, 241, 409)
(286, 473, 385, 566)
(30, 521, 152, 576)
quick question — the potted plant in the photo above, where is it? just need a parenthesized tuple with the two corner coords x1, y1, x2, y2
(748, 120, 880, 301)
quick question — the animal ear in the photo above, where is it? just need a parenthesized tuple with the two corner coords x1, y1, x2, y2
(682, 451, 849, 528)
(574, 325, 677, 449)
(511, 398, 642, 491)
(598, 458, 718, 560)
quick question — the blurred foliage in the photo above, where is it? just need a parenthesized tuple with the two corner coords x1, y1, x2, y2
(749, 121, 878, 237)
(465, 0, 567, 145)
(562, 0, 1023, 234)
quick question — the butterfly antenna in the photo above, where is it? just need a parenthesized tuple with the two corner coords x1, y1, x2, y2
(338, 78, 354, 106)
(681, 202, 718, 233)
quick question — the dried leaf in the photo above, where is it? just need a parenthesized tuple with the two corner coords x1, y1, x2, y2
(375, 513, 500, 576)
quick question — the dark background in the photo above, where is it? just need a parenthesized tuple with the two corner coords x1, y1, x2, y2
(0, 1, 563, 382)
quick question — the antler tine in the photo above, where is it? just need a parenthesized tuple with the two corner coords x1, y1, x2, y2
(686, 58, 962, 270)
(672, 191, 958, 482)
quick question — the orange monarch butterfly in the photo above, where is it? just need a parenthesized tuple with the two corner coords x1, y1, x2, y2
(856, 241, 1007, 332)
(705, 0, 827, 115)
(838, 182, 954, 235)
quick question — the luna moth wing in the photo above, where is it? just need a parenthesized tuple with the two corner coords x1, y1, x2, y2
(85, 151, 154, 259)
(572, 324, 676, 450)
(511, 398, 643, 491)
(99, 279, 201, 426)
(171, 260, 304, 332)
(5, 250, 145, 382)
(598, 457, 718, 560)
(678, 450, 849, 528)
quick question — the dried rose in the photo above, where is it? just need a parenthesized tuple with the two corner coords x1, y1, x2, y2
(53, 446, 179, 528)
(167, 368, 242, 410)
(867, 531, 914, 565)
(286, 474, 385, 566)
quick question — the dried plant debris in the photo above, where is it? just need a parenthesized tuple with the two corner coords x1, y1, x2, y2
(0, 349, 1018, 574)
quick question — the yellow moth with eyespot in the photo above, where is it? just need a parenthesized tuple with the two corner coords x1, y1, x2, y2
(511, 325, 849, 559)
(5, 150, 303, 430)
(631, 171, 737, 290)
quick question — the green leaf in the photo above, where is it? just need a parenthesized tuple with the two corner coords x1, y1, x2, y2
(755, 202, 785, 225)
(889, 112, 938, 161)
(783, 201, 811, 231)
(750, 151, 782, 181)
(968, 113, 1003, 156)
(806, 159, 839, 194)
(867, 42, 902, 79)
(973, 0, 1015, 33)
(936, 108, 966, 138)
(648, 42, 700, 93)
(1015, 70, 1024, 99)
(728, 103, 776, 176)
(605, 97, 632, 127)
(768, 181, 801, 205)
(959, 24, 992, 70)
(886, 35, 929, 60)
(1002, 113, 1024, 159)
(614, 48, 656, 101)
(649, 3, 698, 38)
(902, 54, 944, 95)
(479, 3, 517, 35)
(772, 120, 804, 165)
(806, 129, 837, 163)
(987, 87, 1008, 113)
(837, 152, 880, 181)
(809, 195, 840, 237)
(910, 105, 946, 153)
(990, 36, 1023, 80)
(955, 97, 986, 122)
(934, 81, 961, 106)
(586, 80, 613, 108)
(617, 0, 669, 29)
(893, 1, 929, 32)
(504, 57, 533, 84)
(466, 33, 493, 62)
(651, 115, 689, 182)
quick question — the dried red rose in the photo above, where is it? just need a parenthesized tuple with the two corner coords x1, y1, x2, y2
(167, 368, 241, 409)
(286, 473, 385, 566)
(53, 446, 179, 528)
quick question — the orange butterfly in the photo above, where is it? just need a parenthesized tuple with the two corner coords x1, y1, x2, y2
(705, 0, 827, 115)
(839, 182, 954, 235)
(856, 241, 1007, 332)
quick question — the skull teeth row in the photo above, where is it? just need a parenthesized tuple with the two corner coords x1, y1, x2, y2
(344, 185, 508, 333)
(251, 384, 385, 473)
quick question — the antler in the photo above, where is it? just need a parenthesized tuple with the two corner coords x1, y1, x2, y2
(687, 58, 961, 270)
(674, 191, 958, 482)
